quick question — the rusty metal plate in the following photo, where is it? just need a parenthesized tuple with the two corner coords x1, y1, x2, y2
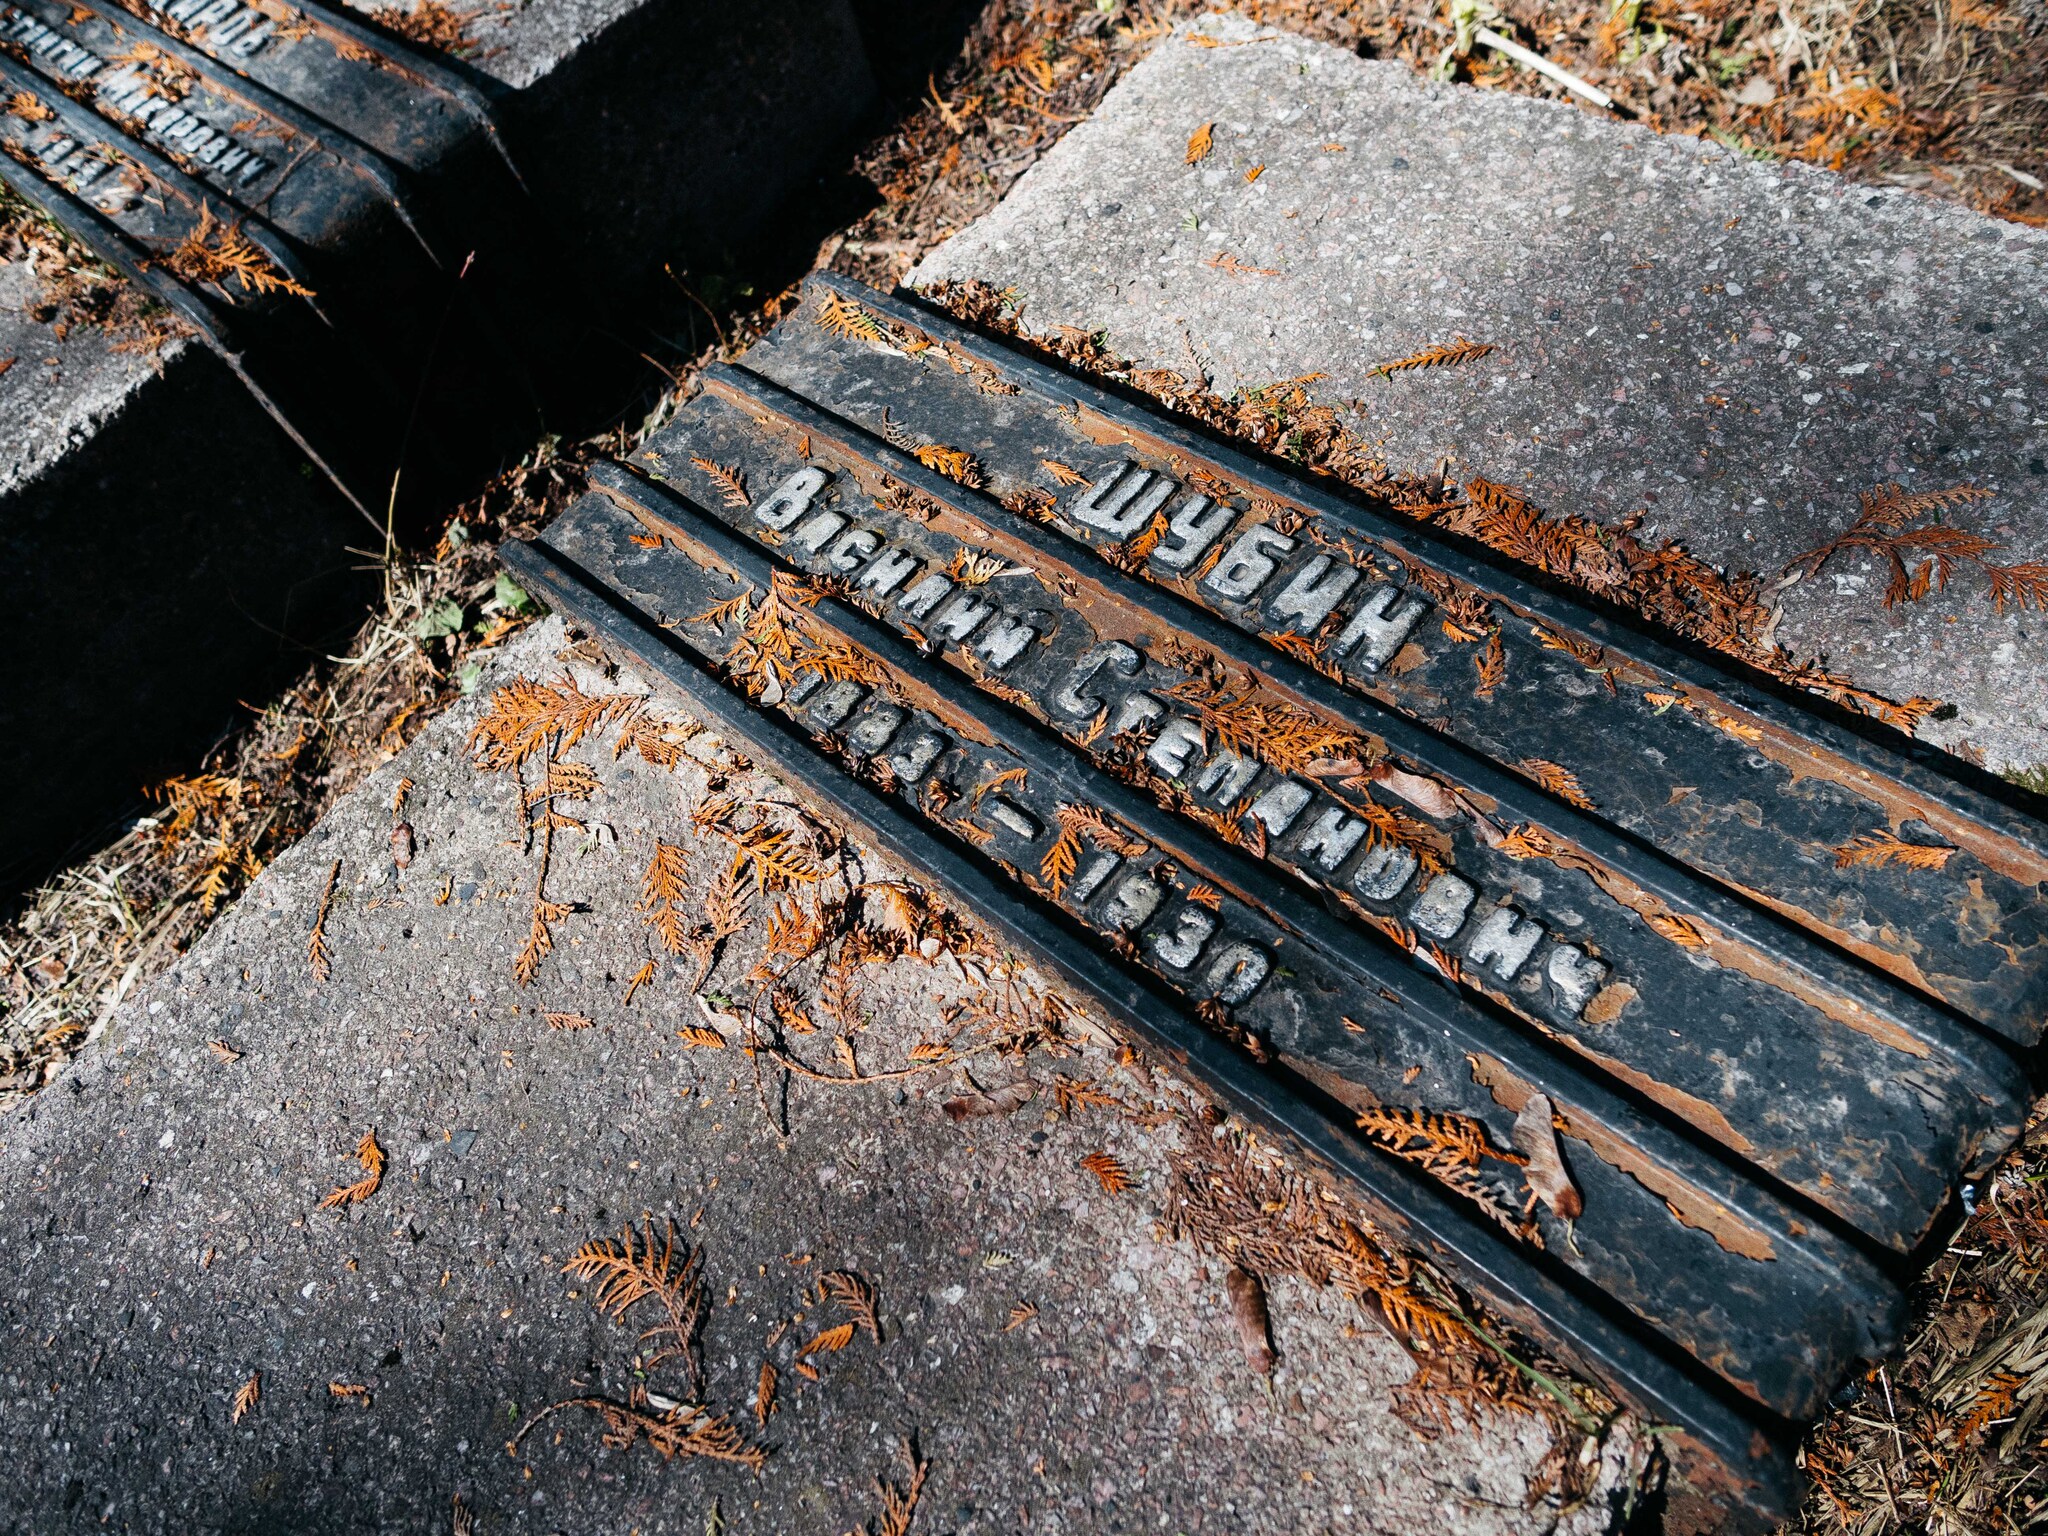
(501, 275, 2046, 1519)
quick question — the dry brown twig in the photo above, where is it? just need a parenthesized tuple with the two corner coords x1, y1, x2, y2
(308, 859, 341, 981)
(507, 1390, 765, 1471)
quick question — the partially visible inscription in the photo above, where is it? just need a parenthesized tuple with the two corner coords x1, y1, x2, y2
(1, 3, 277, 215)
(776, 665, 1280, 1014)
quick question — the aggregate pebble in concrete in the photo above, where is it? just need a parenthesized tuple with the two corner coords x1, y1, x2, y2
(0, 617, 1623, 1535)
(912, 14, 2048, 774)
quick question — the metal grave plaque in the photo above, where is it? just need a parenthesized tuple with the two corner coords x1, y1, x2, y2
(501, 275, 2046, 1522)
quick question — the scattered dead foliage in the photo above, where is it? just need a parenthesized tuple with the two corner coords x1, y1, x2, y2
(3, 426, 587, 1098)
(1164, 1110, 1618, 1488)
(230, 1371, 260, 1424)
(363, 0, 489, 56)
(1795, 1106, 2048, 1534)
(0, 181, 187, 353)
(1783, 483, 2047, 613)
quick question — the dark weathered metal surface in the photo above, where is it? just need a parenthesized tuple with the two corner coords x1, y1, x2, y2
(666, 361, 2029, 1258)
(503, 275, 2048, 1522)
(764, 274, 2048, 1049)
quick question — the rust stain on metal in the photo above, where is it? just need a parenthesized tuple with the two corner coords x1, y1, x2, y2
(1468, 1053, 1778, 1263)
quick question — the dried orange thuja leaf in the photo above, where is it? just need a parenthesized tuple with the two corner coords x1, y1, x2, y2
(308, 858, 340, 981)
(169, 202, 312, 298)
(318, 1130, 386, 1209)
(1185, 120, 1214, 163)
(851, 1439, 931, 1536)
(231, 1371, 260, 1423)
(1518, 758, 1596, 812)
(689, 456, 750, 510)
(1081, 1151, 1131, 1193)
(1785, 483, 2047, 613)
(564, 1218, 707, 1392)
(1039, 803, 1149, 898)
(468, 676, 638, 773)
(913, 443, 982, 486)
(1834, 829, 1957, 871)
(1355, 1104, 1528, 1238)
(641, 840, 692, 955)
(817, 292, 886, 343)
(822, 1269, 882, 1342)
(1368, 339, 1495, 379)
(800, 1322, 857, 1358)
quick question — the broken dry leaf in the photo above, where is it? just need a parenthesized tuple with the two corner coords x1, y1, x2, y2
(1511, 1094, 1583, 1221)
(1185, 121, 1214, 164)
(942, 1079, 1035, 1121)
(1224, 1266, 1276, 1375)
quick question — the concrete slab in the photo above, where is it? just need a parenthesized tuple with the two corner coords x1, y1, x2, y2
(911, 13, 2048, 777)
(0, 0, 876, 886)
(0, 614, 1632, 1535)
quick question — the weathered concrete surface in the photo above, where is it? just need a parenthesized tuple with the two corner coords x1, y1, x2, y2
(0, 616, 1625, 1535)
(913, 14, 2048, 776)
(0, 0, 875, 888)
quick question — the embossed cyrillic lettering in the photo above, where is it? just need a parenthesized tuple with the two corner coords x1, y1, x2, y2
(1152, 493, 1238, 572)
(1267, 554, 1360, 632)
(1548, 945, 1612, 1016)
(1411, 874, 1476, 940)
(1465, 905, 1544, 980)
(1331, 584, 1431, 672)
(1203, 527, 1296, 601)
(1352, 843, 1419, 903)
(754, 466, 830, 530)
(1070, 462, 1174, 538)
